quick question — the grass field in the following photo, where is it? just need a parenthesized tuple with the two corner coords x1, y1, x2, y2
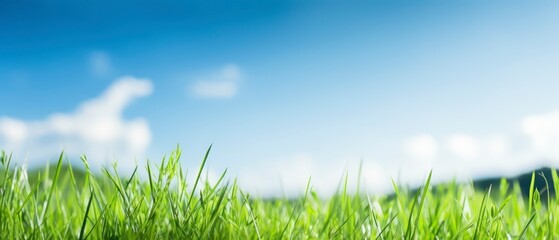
(1, 147, 558, 239)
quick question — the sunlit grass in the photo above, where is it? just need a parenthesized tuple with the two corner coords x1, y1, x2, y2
(1, 147, 557, 239)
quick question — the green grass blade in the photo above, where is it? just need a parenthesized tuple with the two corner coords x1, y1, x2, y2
(189, 144, 212, 206)
(40, 151, 64, 224)
(78, 192, 94, 240)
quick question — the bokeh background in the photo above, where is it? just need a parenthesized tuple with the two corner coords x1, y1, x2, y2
(2, 1, 559, 196)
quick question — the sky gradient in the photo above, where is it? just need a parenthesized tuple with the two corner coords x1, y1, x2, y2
(2, 1, 559, 196)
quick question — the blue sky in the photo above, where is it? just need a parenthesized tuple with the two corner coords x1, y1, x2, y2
(2, 1, 559, 196)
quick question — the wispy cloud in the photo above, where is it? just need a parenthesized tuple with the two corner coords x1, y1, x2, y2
(0, 76, 153, 169)
(89, 51, 112, 76)
(191, 64, 242, 99)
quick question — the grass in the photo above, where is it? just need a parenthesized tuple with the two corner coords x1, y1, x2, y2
(1, 146, 558, 239)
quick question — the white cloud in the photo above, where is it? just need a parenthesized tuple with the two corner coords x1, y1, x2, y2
(191, 64, 242, 99)
(248, 107, 559, 196)
(221, 108, 559, 196)
(404, 134, 438, 160)
(236, 153, 391, 197)
(398, 109, 559, 185)
(237, 153, 315, 197)
(0, 76, 153, 169)
(89, 51, 111, 76)
(485, 135, 508, 158)
(446, 134, 480, 159)
(522, 111, 559, 155)
(0, 118, 28, 145)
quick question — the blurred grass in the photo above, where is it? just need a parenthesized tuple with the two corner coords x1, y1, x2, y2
(1, 147, 558, 239)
